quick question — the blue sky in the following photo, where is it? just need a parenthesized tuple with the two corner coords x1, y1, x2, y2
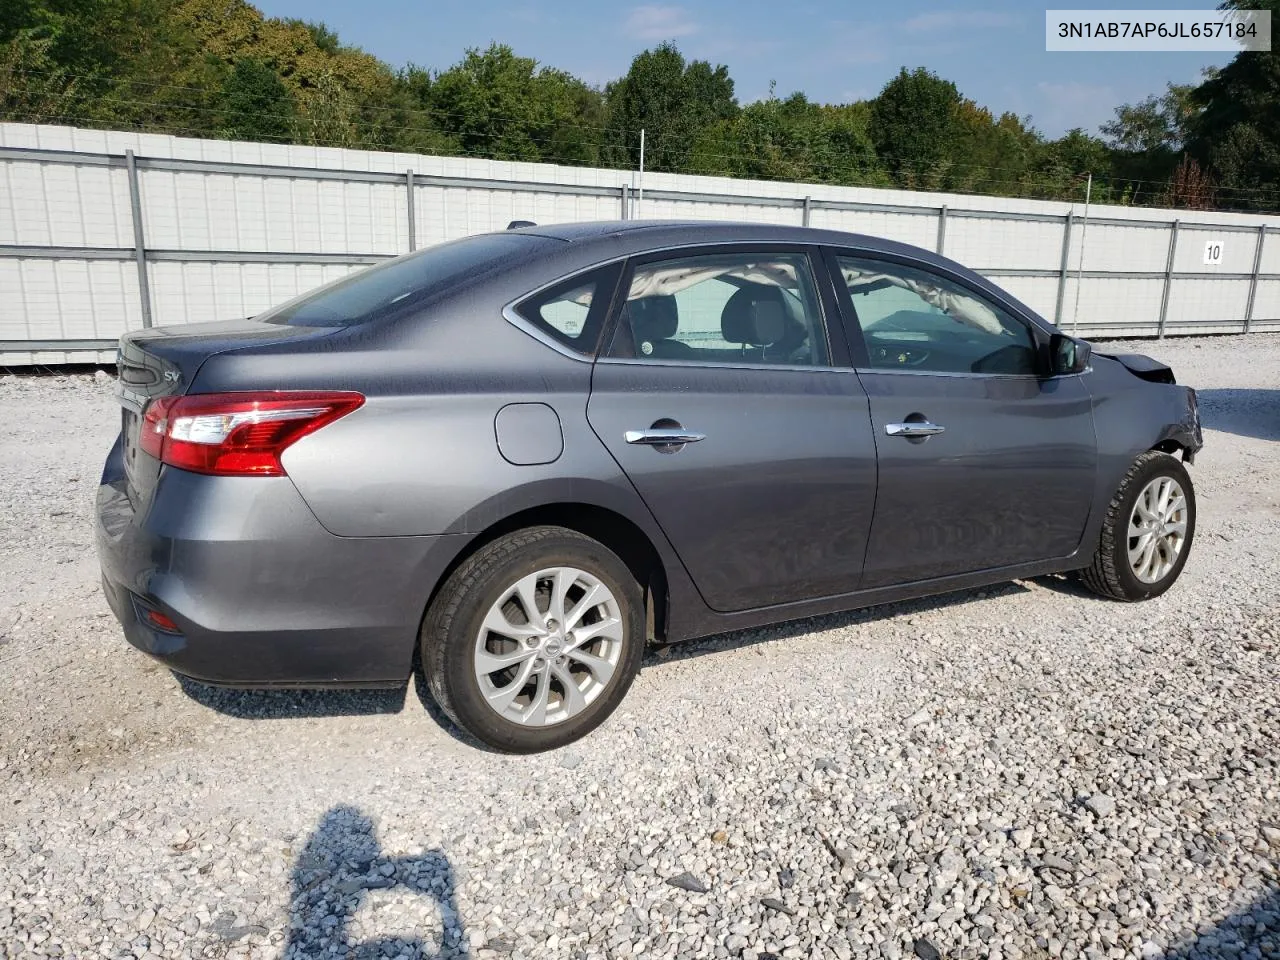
(253, 0, 1235, 137)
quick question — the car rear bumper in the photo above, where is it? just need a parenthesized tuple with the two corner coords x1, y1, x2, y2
(95, 437, 467, 687)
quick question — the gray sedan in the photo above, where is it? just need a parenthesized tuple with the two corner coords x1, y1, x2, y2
(96, 221, 1203, 751)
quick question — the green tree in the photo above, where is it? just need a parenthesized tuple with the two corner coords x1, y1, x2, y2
(1032, 128, 1115, 202)
(605, 43, 737, 172)
(948, 104, 1038, 195)
(171, 0, 424, 150)
(283, 19, 340, 55)
(1100, 84, 1196, 153)
(1099, 81, 1198, 201)
(0, 29, 70, 121)
(689, 90, 884, 186)
(1182, 0, 1280, 208)
(865, 68, 962, 189)
(427, 43, 606, 163)
(0, 0, 198, 129)
(868, 67, 963, 188)
(216, 57, 294, 141)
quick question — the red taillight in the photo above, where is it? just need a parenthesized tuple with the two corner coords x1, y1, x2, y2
(139, 391, 364, 477)
(145, 609, 180, 633)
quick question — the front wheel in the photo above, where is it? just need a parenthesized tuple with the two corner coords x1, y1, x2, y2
(1080, 450, 1196, 601)
(420, 526, 645, 753)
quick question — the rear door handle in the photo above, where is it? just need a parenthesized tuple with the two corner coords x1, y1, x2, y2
(885, 421, 946, 438)
(624, 428, 706, 445)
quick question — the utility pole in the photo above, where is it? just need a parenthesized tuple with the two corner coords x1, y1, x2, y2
(1072, 172, 1092, 333)
(637, 128, 645, 219)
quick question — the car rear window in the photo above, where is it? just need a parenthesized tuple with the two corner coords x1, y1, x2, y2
(259, 234, 549, 327)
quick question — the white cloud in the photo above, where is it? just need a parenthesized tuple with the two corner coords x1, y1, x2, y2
(903, 10, 1017, 33)
(624, 5, 700, 41)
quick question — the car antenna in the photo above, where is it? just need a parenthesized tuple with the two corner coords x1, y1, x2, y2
(507, 220, 537, 229)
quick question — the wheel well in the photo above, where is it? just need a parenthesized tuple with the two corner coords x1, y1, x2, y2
(427, 504, 669, 643)
(1151, 439, 1190, 460)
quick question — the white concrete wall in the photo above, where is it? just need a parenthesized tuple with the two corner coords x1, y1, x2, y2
(2, 122, 1277, 365)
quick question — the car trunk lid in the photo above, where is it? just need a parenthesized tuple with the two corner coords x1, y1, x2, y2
(116, 318, 339, 504)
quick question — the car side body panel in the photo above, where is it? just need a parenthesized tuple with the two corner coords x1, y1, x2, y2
(855, 370, 1097, 587)
(587, 359, 879, 612)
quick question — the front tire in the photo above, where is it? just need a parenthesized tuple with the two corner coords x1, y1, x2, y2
(1080, 450, 1196, 601)
(420, 526, 645, 753)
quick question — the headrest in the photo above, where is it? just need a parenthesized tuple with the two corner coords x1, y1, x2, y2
(628, 296, 678, 342)
(721, 285, 788, 346)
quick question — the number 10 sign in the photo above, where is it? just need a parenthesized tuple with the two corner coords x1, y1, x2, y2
(1203, 239, 1225, 265)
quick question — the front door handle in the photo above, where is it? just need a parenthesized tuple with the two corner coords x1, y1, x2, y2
(885, 421, 946, 438)
(625, 428, 707, 445)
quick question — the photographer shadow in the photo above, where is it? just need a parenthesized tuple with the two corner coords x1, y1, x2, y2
(284, 804, 466, 958)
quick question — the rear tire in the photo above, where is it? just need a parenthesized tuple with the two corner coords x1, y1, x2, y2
(1080, 450, 1196, 601)
(420, 526, 644, 753)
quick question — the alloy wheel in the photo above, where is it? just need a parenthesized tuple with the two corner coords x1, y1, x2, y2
(473, 566, 625, 726)
(1127, 475, 1188, 583)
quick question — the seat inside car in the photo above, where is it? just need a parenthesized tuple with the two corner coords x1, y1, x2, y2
(628, 296, 695, 359)
(720, 285, 789, 362)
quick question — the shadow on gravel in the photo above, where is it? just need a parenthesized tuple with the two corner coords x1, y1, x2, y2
(180, 582, 1031, 744)
(1195, 388, 1280, 442)
(648, 581, 1030, 665)
(285, 804, 468, 958)
(177, 661, 488, 750)
(1030, 573, 1096, 599)
(1161, 885, 1280, 958)
(176, 675, 409, 719)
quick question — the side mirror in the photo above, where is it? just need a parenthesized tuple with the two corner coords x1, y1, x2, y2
(1050, 333, 1091, 375)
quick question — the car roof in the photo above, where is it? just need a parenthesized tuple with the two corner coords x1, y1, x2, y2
(509, 219, 899, 252)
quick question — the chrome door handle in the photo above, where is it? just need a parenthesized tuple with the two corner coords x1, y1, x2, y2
(885, 421, 945, 438)
(624, 428, 706, 445)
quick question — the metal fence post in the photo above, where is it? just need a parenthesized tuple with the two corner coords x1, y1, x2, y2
(124, 149, 153, 328)
(1053, 213, 1074, 327)
(802, 196, 811, 227)
(1157, 219, 1180, 338)
(936, 205, 948, 255)
(1244, 223, 1266, 333)
(405, 170, 416, 251)
(620, 185, 629, 220)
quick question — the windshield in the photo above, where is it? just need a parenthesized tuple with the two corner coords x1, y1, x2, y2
(259, 233, 547, 326)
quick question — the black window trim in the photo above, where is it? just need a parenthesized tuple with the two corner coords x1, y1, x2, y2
(820, 245, 1056, 380)
(597, 242, 854, 372)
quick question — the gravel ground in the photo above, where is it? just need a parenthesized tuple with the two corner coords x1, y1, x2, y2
(0, 334, 1277, 960)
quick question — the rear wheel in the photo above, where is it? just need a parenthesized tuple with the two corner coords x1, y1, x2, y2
(420, 526, 644, 752)
(1080, 450, 1196, 601)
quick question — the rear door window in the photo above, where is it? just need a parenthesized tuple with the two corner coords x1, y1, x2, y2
(605, 251, 831, 366)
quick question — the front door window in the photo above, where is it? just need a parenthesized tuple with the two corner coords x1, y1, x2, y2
(835, 255, 1038, 376)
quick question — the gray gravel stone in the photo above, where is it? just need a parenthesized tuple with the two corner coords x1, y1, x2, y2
(1, 335, 1279, 959)
(665, 872, 709, 894)
(1084, 794, 1116, 818)
(760, 898, 795, 916)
